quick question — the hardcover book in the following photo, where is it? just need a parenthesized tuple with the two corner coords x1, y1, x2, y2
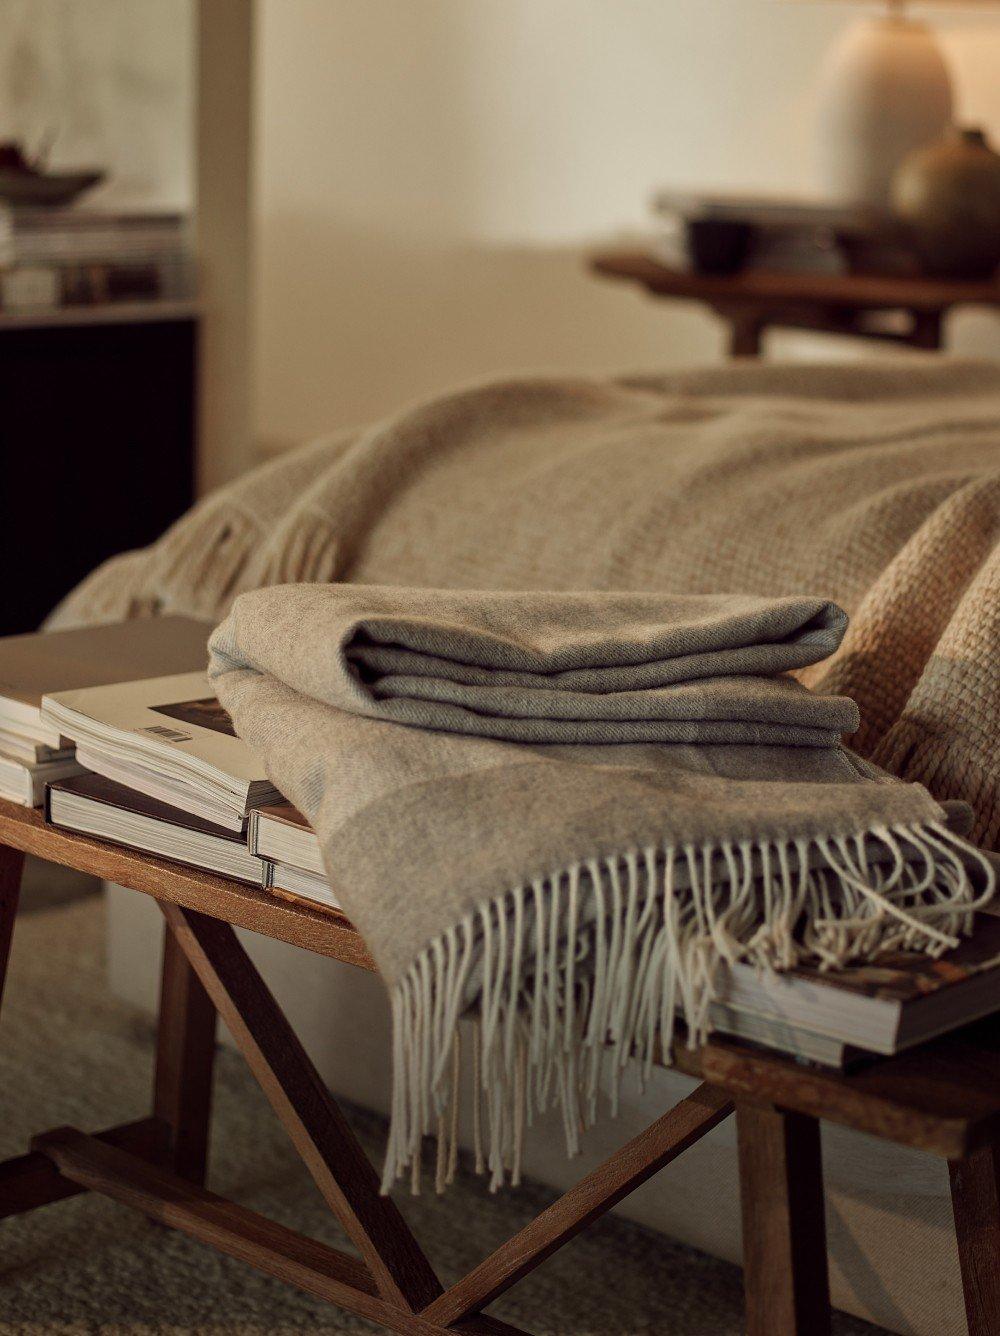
(47, 772, 267, 885)
(715, 916, 1000, 1055)
(267, 862, 342, 913)
(250, 800, 323, 875)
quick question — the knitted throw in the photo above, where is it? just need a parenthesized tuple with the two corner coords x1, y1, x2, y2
(51, 358, 1000, 849)
(208, 582, 993, 1191)
(48, 355, 1000, 1187)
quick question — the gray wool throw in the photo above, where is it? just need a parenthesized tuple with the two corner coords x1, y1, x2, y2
(208, 583, 994, 1193)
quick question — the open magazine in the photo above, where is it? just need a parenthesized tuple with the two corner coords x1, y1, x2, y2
(41, 671, 279, 830)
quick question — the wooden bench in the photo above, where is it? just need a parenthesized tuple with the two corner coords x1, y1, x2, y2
(2, 797, 998, 1335)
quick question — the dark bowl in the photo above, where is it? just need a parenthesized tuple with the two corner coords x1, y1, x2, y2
(0, 168, 105, 208)
(685, 218, 754, 275)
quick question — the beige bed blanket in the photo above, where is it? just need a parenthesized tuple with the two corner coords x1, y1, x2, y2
(52, 356, 1000, 849)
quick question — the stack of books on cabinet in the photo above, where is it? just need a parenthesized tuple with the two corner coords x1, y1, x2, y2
(2, 619, 999, 1076)
(0, 206, 194, 314)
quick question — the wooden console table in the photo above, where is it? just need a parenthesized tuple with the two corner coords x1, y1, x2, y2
(589, 249, 1000, 357)
(2, 797, 1000, 1335)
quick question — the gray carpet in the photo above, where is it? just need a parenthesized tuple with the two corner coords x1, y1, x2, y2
(0, 893, 886, 1335)
(19, 853, 99, 913)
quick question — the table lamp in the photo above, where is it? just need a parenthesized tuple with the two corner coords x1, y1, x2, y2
(812, 1, 990, 206)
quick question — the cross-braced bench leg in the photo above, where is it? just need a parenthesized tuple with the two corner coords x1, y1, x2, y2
(16, 890, 731, 1334)
(0, 841, 24, 1020)
(950, 1140, 1000, 1336)
(0, 846, 773, 1336)
(420, 1082, 733, 1328)
(737, 1101, 831, 1336)
(153, 920, 217, 1184)
(157, 901, 445, 1315)
(0, 846, 168, 1219)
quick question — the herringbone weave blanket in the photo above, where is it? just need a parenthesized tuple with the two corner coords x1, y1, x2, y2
(206, 582, 991, 1190)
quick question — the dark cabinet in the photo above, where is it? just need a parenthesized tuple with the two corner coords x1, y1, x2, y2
(0, 312, 197, 633)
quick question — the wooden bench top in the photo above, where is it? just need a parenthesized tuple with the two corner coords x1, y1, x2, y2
(5, 795, 1000, 1160)
(0, 799, 372, 970)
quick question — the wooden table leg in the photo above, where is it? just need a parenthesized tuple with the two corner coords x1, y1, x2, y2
(737, 1101, 831, 1336)
(0, 843, 25, 1019)
(726, 312, 765, 357)
(909, 309, 943, 350)
(153, 918, 218, 1184)
(950, 1140, 1000, 1336)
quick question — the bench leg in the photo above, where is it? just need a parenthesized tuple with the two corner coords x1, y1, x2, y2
(727, 312, 765, 358)
(0, 845, 172, 1221)
(0, 842, 25, 1021)
(153, 919, 218, 1185)
(737, 1101, 831, 1336)
(950, 1141, 1000, 1336)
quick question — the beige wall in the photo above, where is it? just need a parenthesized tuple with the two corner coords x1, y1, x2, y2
(254, 0, 1000, 451)
(195, 0, 255, 491)
(0, 0, 194, 211)
(3, 1, 999, 458)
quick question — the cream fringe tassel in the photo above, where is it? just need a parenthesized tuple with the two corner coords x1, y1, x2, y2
(47, 435, 352, 631)
(381, 820, 995, 1195)
(48, 501, 351, 631)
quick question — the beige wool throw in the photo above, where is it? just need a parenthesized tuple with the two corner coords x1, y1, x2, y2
(49, 356, 1000, 1185)
(206, 582, 993, 1191)
(48, 352, 1000, 1181)
(51, 357, 1000, 849)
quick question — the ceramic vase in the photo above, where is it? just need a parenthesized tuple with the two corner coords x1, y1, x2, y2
(892, 127, 1000, 280)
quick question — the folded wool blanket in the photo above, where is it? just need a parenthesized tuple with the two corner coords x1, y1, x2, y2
(208, 583, 994, 1191)
(50, 357, 1000, 849)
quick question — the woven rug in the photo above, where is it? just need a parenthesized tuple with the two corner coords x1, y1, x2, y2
(0, 893, 883, 1335)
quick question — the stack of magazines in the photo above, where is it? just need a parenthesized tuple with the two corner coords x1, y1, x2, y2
(2, 619, 999, 1076)
(0, 619, 209, 806)
(0, 206, 194, 312)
